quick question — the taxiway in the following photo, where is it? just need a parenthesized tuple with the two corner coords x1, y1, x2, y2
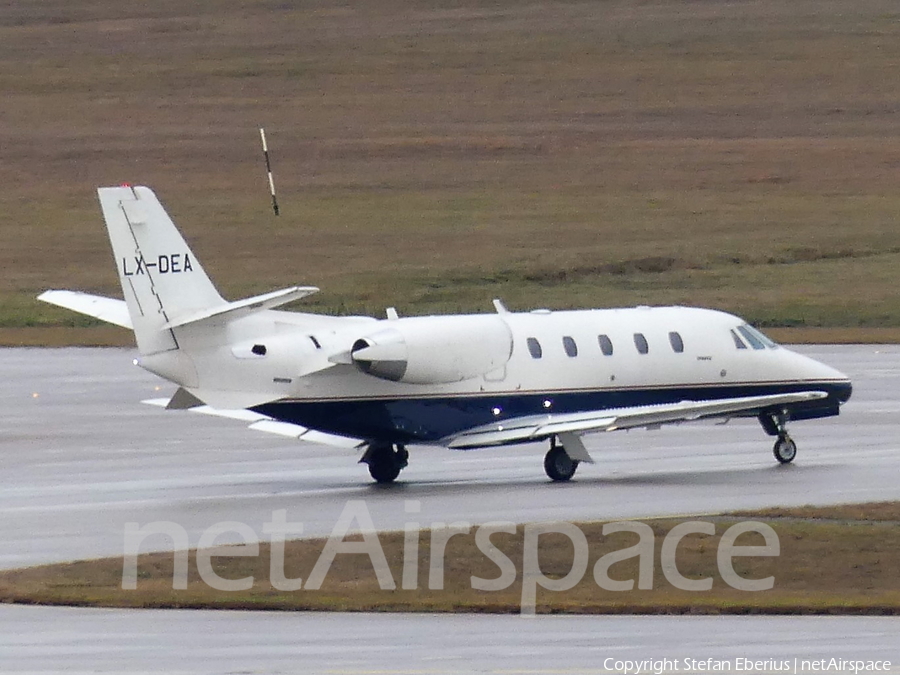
(1, 346, 898, 569)
(1, 346, 899, 673)
(2, 606, 899, 674)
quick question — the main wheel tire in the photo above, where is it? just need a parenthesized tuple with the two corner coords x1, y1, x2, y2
(395, 444, 409, 470)
(366, 444, 404, 483)
(773, 436, 797, 464)
(544, 445, 579, 482)
(369, 460, 401, 484)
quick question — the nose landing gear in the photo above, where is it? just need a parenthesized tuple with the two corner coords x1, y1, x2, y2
(759, 410, 797, 465)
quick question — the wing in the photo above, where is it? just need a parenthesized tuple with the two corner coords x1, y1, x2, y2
(445, 390, 828, 450)
(37, 290, 133, 329)
(142, 394, 366, 449)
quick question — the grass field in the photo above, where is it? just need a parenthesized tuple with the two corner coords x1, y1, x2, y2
(3, 502, 900, 615)
(2, 1, 900, 341)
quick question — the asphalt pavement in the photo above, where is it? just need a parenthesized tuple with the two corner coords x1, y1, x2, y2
(1, 346, 898, 569)
(1, 346, 899, 673)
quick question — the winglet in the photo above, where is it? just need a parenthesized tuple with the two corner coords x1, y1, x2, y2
(492, 299, 509, 314)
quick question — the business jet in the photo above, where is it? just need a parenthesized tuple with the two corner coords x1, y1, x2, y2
(40, 186, 852, 483)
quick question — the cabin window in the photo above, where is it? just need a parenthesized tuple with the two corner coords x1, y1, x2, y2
(527, 337, 543, 359)
(737, 325, 765, 350)
(562, 336, 578, 357)
(597, 334, 614, 356)
(731, 330, 748, 349)
(634, 333, 649, 355)
(251, 344, 267, 356)
(668, 331, 684, 353)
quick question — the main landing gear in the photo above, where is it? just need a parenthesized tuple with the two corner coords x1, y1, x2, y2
(544, 438, 579, 482)
(759, 411, 797, 465)
(361, 443, 409, 484)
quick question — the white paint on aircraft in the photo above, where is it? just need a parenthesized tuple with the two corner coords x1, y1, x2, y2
(39, 186, 852, 483)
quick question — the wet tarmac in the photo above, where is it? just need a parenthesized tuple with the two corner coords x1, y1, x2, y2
(1, 346, 899, 673)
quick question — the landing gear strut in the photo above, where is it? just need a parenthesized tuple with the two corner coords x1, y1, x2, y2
(759, 411, 797, 465)
(361, 443, 408, 484)
(544, 438, 579, 482)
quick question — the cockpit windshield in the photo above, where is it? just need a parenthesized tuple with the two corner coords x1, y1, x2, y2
(735, 324, 779, 350)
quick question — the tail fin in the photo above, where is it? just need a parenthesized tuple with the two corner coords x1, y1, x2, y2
(99, 185, 224, 355)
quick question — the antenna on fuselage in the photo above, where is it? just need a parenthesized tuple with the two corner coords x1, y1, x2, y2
(259, 127, 280, 216)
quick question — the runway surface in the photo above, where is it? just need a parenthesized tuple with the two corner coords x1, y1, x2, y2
(1, 346, 898, 570)
(2, 605, 899, 674)
(2, 346, 900, 673)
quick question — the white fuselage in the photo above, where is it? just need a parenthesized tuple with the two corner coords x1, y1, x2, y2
(40, 186, 854, 479)
(138, 304, 850, 444)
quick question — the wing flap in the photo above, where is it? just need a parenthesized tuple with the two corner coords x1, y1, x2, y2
(247, 420, 365, 448)
(143, 396, 365, 449)
(557, 432, 595, 464)
(447, 390, 827, 449)
(37, 290, 133, 329)
(596, 391, 827, 432)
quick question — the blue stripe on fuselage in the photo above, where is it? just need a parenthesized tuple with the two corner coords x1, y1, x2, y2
(251, 380, 852, 445)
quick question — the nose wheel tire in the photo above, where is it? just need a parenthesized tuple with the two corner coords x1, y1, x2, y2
(773, 435, 797, 464)
(544, 445, 579, 482)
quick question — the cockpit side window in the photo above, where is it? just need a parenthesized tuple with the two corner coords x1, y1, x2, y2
(744, 324, 779, 348)
(737, 325, 765, 350)
(731, 329, 747, 349)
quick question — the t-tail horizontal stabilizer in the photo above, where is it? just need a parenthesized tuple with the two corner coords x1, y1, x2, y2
(38, 186, 318, 342)
(37, 290, 132, 329)
(161, 285, 319, 330)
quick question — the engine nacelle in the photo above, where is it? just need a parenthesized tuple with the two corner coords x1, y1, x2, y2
(350, 315, 513, 384)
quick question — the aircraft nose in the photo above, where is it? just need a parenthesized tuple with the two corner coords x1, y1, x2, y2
(833, 378, 853, 404)
(794, 350, 852, 403)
